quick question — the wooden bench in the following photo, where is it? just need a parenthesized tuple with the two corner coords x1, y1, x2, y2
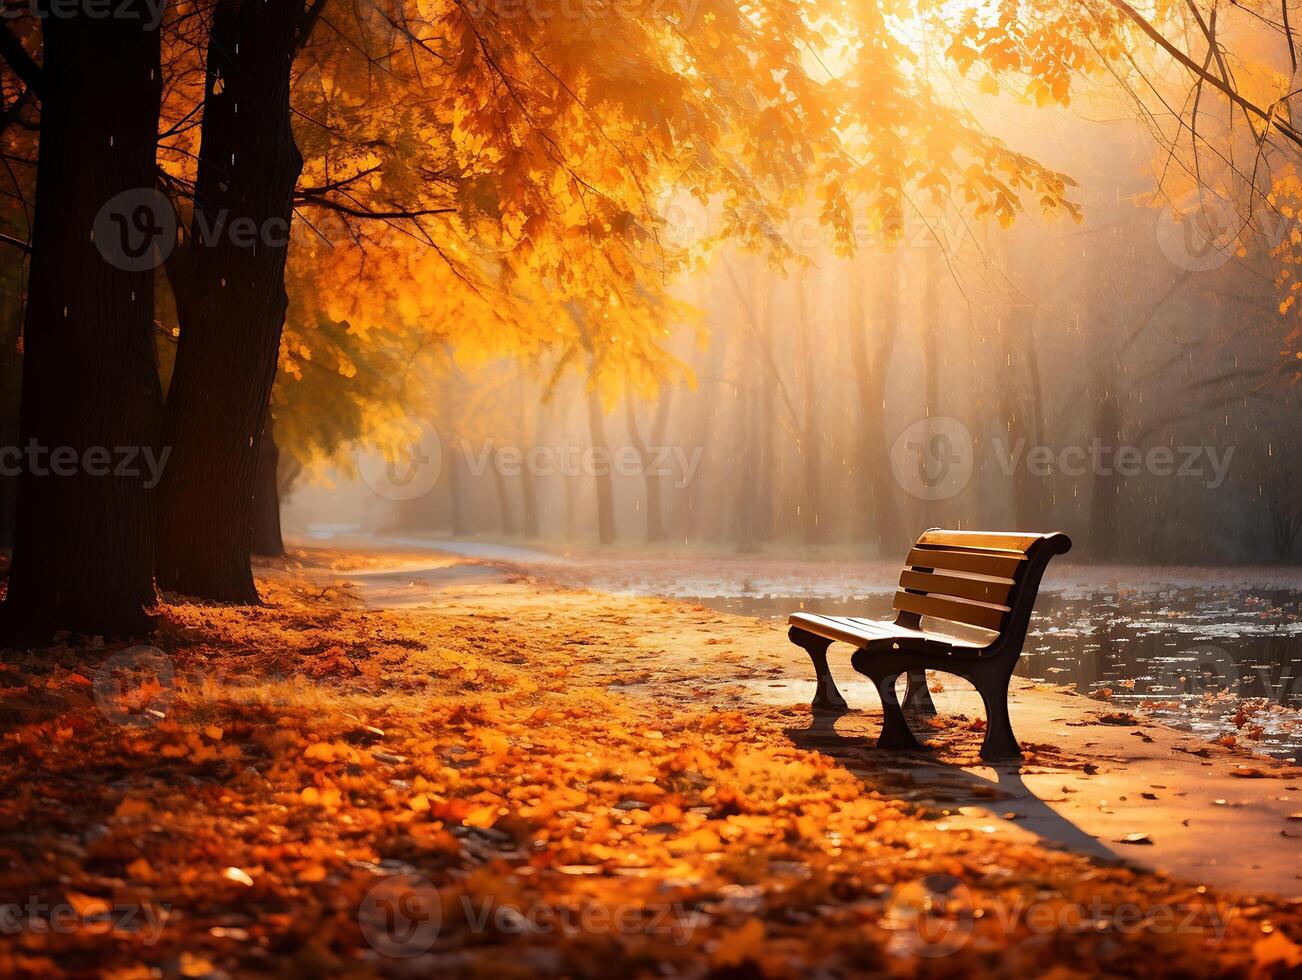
(787, 528, 1071, 760)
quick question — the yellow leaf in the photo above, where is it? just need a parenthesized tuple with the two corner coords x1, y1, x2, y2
(712, 918, 765, 967)
(298, 863, 328, 883)
(65, 892, 110, 918)
(126, 858, 155, 882)
(463, 803, 499, 828)
(115, 797, 151, 820)
(1254, 931, 1302, 969)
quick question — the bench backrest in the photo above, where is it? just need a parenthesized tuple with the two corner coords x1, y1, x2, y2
(892, 528, 1071, 653)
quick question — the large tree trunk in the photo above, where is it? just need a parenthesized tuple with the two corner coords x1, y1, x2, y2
(251, 411, 285, 557)
(2, 18, 163, 640)
(1, 264, 21, 550)
(156, 0, 305, 601)
(0, 456, 13, 551)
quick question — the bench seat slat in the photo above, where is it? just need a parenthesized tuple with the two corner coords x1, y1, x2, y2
(906, 547, 1024, 578)
(788, 612, 983, 650)
(892, 589, 1007, 631)
(898, 568, 1014, 606)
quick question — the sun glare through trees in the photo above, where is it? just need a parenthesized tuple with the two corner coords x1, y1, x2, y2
(0, 1, 1300, 977)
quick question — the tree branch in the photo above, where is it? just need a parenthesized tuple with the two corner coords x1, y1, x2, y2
(294, 0, 329, 54)
(0, 231, 30, 253)
(0, 26, 42, 99)
(293, 194, 456, 220)
(1108, 0, 1302, 148)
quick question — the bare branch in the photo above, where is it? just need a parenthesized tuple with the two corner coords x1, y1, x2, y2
(0, 25, 42, 99)
(1109, 0, 1302, 148)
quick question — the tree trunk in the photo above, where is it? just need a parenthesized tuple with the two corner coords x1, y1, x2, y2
(0, 461, 13, 551)
(735, 317, 762, 553)
(1, 264, 20, 551)
(646, 386, 672, 543)
(587, 386, 617, 544)
(156, 0, 305, 601)
(2, 18, 163, 640)
(913, 247, 943, 533)
(756, 287, 775, 544)
(625, 388, 672, 543)
(1002, 299, 1047, 529)
(681, 303, 731, 543)
(446, 445, 468, 537)
(491, 453, 518, 535)
(795, 269, 823, 545)
(1088, 380, 1122, 562)
(846, 270, 873, 542)
(519, 400, 544, 539)
(251, 411, 284, 557)
(854, 253, 903, 555)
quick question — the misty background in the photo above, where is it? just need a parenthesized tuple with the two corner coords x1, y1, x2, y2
(282, 103, 1299, 565)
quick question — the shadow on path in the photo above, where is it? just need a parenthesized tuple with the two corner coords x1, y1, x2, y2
(786, 712, 1122, 864)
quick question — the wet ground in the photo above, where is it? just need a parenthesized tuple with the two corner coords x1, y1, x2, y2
(687, 589, 1302, 764)
(300, 533, 1301, 763)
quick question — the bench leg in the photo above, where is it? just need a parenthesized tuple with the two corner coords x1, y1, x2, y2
(903, 670, 936, 715)
(851, 651, 921, 751)
(787, 627, 849, 714)
(976, 676, 1021, 761)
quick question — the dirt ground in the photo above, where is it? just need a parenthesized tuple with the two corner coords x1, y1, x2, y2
(0, 547, 1299, 977)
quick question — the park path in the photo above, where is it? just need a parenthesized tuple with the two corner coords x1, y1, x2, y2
(317, 544, 1302, 900)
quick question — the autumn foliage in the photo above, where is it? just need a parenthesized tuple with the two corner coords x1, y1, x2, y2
(1, 553, 1299, 976)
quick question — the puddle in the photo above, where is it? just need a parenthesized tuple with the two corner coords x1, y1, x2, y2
(691, 589, 1301, 763)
